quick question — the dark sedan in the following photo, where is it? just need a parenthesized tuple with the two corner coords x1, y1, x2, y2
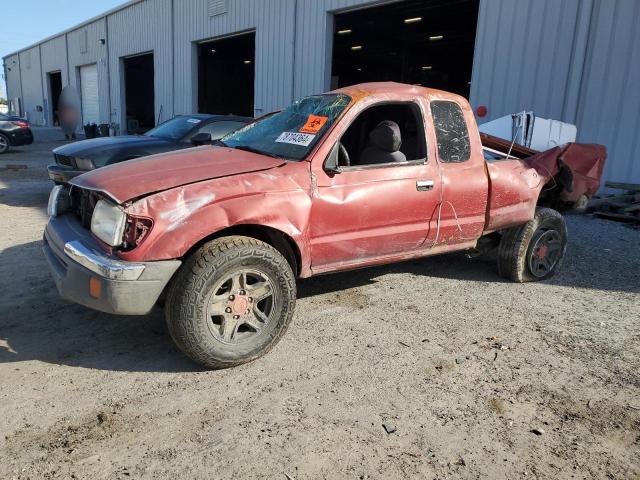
(47, 114, 251, 183)
(0, 114, 33, 154)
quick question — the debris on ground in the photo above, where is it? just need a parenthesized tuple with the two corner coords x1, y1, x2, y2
(530, 428, 545, 436)
(382, 424, 397, 434)
(588, 182, 640, 224)
(4, 164, 28, 171)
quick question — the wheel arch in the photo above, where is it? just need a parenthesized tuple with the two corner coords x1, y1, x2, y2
(183, 224, 302, 277)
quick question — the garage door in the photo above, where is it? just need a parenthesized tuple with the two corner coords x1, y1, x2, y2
(80, 64, 99, 125)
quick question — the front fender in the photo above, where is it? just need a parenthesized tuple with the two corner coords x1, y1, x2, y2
(117, 165, 312, 271)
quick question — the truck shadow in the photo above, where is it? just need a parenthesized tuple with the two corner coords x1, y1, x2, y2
(297, 253, 503, 298)
(0, 234, 637, 373)
(0, 239, 203, 373)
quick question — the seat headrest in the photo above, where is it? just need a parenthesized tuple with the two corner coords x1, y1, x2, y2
(369, 120, 402, 152)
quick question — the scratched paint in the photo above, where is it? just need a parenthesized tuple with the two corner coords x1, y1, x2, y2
(160, 192, 216, 231)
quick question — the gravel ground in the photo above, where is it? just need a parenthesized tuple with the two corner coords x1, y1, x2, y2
(1, 129, 639, 479)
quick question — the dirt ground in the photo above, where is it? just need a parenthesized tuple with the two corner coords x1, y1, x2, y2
(1, 129, 639, 480)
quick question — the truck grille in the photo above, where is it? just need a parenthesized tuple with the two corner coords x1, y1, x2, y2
(70, 188, 100, 229)
(54, 153, 75, 167)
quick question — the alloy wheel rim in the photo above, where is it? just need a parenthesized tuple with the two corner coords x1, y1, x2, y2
(528, 229, 562, 278)
(0, 136, 7, 151)
(206, 269, 276, 345)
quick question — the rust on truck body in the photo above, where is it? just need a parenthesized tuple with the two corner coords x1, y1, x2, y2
(70, 82, 604, 278)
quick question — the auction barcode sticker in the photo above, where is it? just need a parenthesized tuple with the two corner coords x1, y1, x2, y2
(275, 131, 315, 146)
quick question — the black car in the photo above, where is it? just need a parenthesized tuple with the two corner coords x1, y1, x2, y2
(47, 114, 252, 183)
(0, 114, 33, 154)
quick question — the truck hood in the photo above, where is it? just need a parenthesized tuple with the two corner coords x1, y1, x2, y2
(71, 146, 286, 203)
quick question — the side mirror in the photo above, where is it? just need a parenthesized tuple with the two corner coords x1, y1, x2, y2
(191, 132, 212, 146)
(324, 142, 342, 174)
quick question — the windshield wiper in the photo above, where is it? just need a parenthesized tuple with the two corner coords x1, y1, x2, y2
(232, 145, 284, 159)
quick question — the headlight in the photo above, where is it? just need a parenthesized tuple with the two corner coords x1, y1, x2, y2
(74, 157, 95, 170)
(91, 199, 127, 247)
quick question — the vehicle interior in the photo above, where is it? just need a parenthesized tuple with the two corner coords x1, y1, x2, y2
(338, 103, 426, 167)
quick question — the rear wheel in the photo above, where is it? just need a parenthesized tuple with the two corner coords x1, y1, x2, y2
(0, 134, 9, 154)
(497, 208, 567, 282)
(165, 236, 296, 369)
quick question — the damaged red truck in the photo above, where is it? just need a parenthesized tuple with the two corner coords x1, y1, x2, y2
(43, 83, 605, 369)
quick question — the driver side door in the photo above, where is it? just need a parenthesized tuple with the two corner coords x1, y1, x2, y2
(308, 99, 441, 272)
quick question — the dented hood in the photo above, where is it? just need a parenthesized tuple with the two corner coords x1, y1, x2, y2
(70, 146, 285, 203)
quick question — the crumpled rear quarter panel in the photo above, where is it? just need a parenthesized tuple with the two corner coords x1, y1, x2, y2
(484, 159, 544, 232)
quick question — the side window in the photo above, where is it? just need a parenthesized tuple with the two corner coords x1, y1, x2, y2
(190, 121, 247, 141)
(339, 103, 426, 168)
(431, 101, 471, 163)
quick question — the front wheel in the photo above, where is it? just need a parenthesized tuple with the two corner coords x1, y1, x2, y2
(165, 236, 296, 369)
(497, 208, 567, 282)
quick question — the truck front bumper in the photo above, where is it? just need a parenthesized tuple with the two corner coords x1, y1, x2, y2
(43, 214, 181, 315)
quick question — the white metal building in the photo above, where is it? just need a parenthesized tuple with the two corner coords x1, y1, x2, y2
(3, 0, 639, 183)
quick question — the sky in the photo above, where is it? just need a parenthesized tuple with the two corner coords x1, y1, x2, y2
(0, 0, 126, 98)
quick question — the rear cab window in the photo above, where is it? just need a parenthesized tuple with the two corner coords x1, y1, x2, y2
(430, 100, 471, 163)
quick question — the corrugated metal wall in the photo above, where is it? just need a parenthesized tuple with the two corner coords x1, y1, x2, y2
(470, 0, 585, 121)
(66, 18, 110, 124)
(470, 0, 640, 184)
(18, 46, 44, 125)
(573, 0, 640, 183)
(4, 54, 22, 109)
(39, 35, 68, 125)
(107, 0, 173, 128)
(173, 0, 297, 117)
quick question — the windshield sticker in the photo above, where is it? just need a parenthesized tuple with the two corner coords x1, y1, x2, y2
(300, 114, 329, 134)
(276, 132, 316, 146)
(187, 118, 201, 124)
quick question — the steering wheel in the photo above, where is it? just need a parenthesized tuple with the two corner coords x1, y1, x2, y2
(338, 142, 350, 167)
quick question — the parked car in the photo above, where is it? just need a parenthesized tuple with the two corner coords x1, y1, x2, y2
(47, 114, 252, 183)
(43, 82, 605, 369)
(0, 114, 33, 154)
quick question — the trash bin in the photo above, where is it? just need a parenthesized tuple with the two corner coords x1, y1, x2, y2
(98, 124, 110, 137)
(83, 123, 93, 138)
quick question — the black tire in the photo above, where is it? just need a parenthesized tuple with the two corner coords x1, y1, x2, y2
(165, 235, 296, 369)
(0, 134, 9, 154)
(497, 208, 567, 283)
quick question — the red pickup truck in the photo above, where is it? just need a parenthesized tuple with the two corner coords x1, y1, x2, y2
(43, 82, 605, 369)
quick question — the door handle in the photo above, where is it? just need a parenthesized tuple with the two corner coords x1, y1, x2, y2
(416, 180, 434, 191)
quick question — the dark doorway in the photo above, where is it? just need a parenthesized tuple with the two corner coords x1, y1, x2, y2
(198, 32, 255, 117)
(48, 71, 62, 126)
(331, 0, 479, 98)
(123, 53, 155, 133)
